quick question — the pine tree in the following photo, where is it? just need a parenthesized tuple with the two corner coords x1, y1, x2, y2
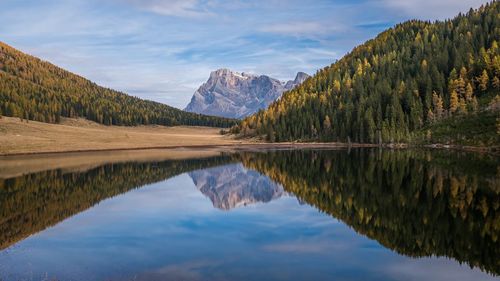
(470, 97, 479, 112)
(323, 115, 332, 137)
(432, 92, 444, 120)
(449, 91, 459, 114)
(492, 76, 500, 90)
(478, 70, 489, 91)
(465, 83, 473, 101)
(427, 109, 435, 123)
(458, 98, 468, 115)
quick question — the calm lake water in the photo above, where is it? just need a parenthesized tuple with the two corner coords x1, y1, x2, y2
(0, 149, 498, 281)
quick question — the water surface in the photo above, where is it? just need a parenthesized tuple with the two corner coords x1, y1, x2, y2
(0, 149, 498, 281)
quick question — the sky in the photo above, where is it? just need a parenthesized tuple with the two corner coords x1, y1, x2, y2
(0, 0, 490, 109)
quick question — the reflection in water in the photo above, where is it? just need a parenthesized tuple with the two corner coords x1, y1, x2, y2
(0, 148, 498, 280)
(189, 163, 284, 210)
(0, 155, 234, 250)
(238, 149, 500, 275)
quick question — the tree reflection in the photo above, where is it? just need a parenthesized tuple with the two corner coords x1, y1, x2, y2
(239, 149, 500, 275)
(0, 149, 498, 276)
(0, 155, 234, 250)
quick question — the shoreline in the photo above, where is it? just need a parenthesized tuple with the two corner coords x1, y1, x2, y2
(2, 116, 497, 157)
(1, 142, 497, 179)
(0, 143, 371, 179)
(0, 142, 378, 157)
(1, 141, 497, 157)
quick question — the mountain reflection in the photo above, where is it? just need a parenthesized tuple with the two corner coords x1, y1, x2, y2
(189, 163, 284, 210)
(0, 149, 498, 276)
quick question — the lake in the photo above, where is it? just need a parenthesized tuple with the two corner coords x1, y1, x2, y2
(0, 148, 498, 281)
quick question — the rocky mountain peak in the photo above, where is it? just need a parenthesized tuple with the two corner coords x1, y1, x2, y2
(209, 68, 252, 81)
(294, 72, 309, 84)
(284, 72, 310, 91)
(184, 69, 309, 119)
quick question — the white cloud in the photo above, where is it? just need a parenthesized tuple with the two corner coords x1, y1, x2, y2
(123, 0, 210, 18)
(261, 22, 325, 36)
(259, 19, 350, 38)
(381, 0, 489, 20)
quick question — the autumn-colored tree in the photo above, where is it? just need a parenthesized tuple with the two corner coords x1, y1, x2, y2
(493, 77, 500, 89)
(478, 70, 490, 91)
(470, 97, 479, 112)
(465, 83, 473, 101)
(449, 91, 459, 114)
(323, 115, 332, 136)
(427, 109, 435, 123)
(432, 92, 444, 120)
(458, 98, 468, 115)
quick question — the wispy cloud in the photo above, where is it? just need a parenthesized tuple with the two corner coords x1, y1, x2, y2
(123, 0, 211, 18)
(259, 21, 352, 40)
(381, 0, 488, 20)
(261, 22, 327, 36)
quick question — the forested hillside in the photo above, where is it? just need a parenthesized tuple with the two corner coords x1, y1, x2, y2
(0, 42, 237, 127)
(234, 2, 500, 145)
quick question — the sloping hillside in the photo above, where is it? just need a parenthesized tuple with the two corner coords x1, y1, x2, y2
(234, 2, 500, 146)
(0, 42, 237, 127)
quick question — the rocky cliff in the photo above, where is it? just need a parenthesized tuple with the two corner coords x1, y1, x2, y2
(184, 69, 309, 118)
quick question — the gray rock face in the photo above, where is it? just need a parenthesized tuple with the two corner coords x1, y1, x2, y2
(189, 163, 284, 210)
(184, 69, 309, 119)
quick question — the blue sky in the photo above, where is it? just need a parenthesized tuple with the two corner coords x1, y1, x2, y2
(0, 0, 489, 108)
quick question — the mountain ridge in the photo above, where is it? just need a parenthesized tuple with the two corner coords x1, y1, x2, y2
(184, 69, 309, 119)
(0, 41, 237, 128)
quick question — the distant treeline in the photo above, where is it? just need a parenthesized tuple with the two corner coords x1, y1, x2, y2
(0, 42, 238, 127)
(234, 2, 500, 145)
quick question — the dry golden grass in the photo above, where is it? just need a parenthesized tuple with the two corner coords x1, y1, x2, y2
(0, 116, 241, 155)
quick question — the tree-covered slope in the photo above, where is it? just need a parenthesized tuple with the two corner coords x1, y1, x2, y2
(0, 42, 237, 127)
(234, 2, 500, 145)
